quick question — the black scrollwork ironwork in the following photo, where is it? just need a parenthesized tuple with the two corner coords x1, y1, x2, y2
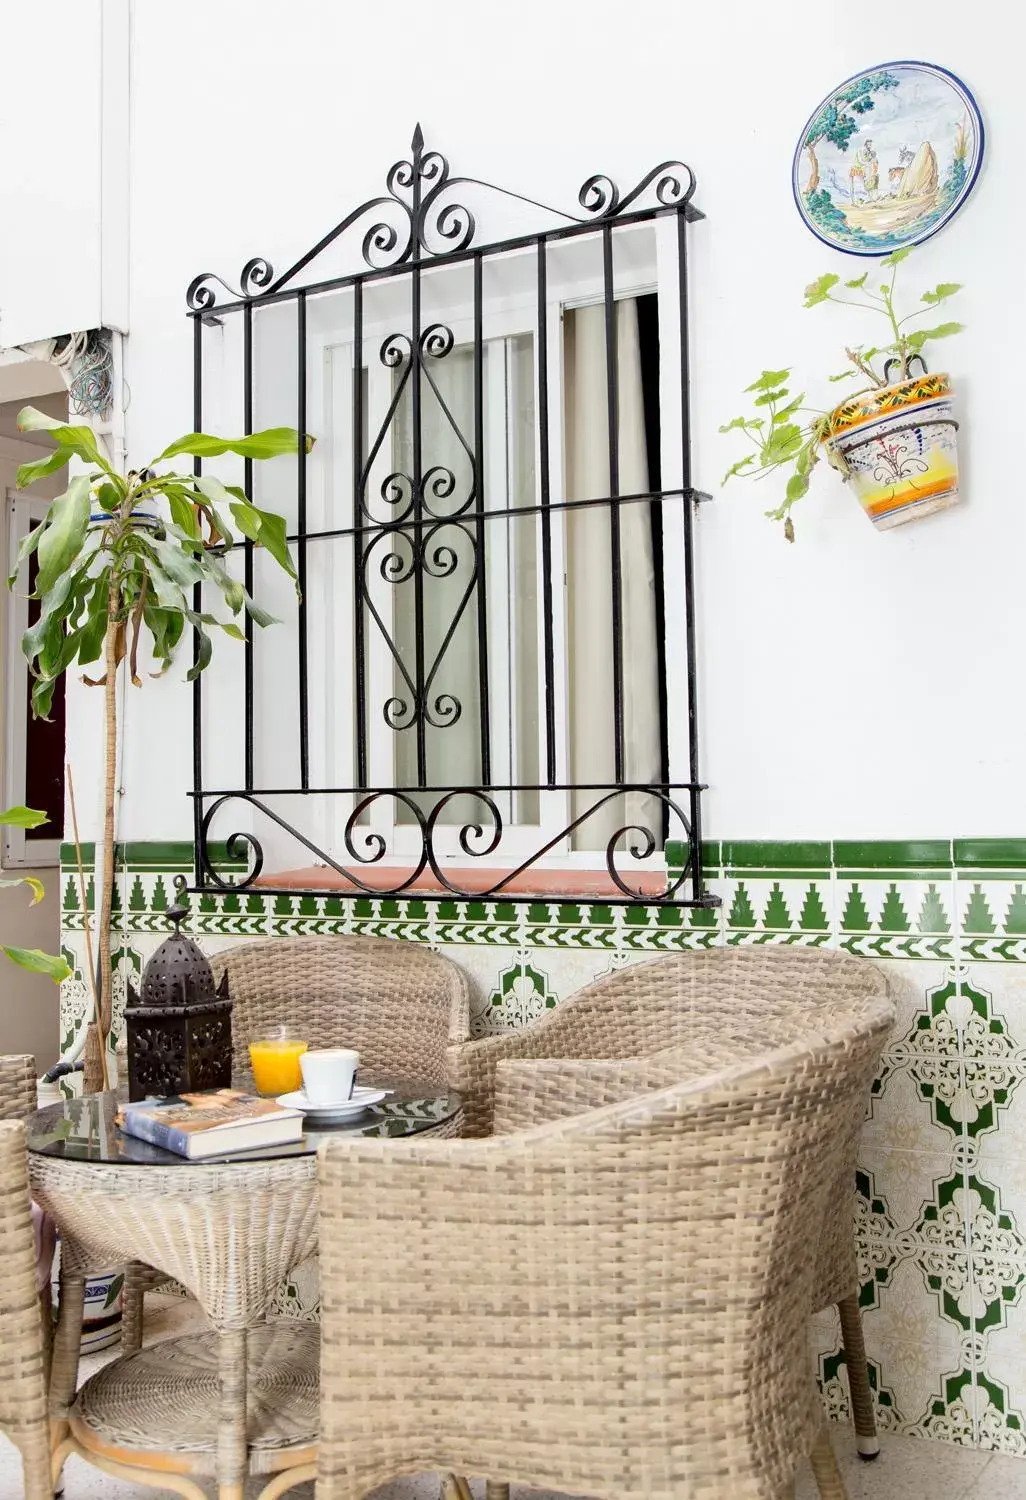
(194, 787, 697, 905)
(184, 127, 700, 310)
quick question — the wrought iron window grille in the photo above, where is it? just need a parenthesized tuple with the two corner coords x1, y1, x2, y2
(186, 125, 718, 908)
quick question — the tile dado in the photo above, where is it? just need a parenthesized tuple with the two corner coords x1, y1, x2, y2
(57, 840, 1026, 1455)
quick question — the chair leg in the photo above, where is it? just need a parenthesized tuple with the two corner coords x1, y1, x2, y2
(837, 1293, 878, 1458)
(809, 1426, 848, 1500)
(120, 1260, 148, 1356)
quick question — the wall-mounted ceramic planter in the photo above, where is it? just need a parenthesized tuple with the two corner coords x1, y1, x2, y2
(824, 372, 959, 531)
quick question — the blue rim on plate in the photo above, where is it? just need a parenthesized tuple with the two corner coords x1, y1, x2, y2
(792, 60, 985, 256)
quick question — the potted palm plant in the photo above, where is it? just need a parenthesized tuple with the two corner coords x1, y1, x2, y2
(9, 409, 310, 1089)
(721, 247, 964, 539)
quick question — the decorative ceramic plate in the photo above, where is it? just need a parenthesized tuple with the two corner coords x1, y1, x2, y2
(277, 1085, 387, 1124)
(792, 61, 984, 255)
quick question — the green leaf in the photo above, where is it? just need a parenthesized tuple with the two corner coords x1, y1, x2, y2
(1, 945, 72, 983)
(906, 322, 964, 351)
(36, 476, 92, 595)
(844, 272, 869, 289)
(6, 522, 44, 590)
(167, 490, 201, 540)
(803, 273, 840, 307)
(16, 406, 113, 474)
(148, 537, 206, 590)
(922, 282, 962, 305)
(762, 423, 802, 464)
(0, 875, 45, 904)
(718, 417, 750, 433)
(744, 369, 791, 393)
(785, 472, 811, 503)
(31, 677, 56, 719)
(0, 805, 48, 830)
(773, 395, 806, 424)
(828, 369, 858, 382)
(228, 501, 298, 584)
(77, 576, 111, 666)
(184, 617, 213, 681)
(722, 455, 756, 484)
(152, 427, 313, 465)
(753, 388, 789, 407)
(880, 246, 912, 266)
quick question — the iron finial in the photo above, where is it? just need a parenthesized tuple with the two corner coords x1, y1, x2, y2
(167, 873, 190, 935)
(411, 122, 424, 155)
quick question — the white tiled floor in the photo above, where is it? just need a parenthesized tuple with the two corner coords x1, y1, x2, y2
(0, 1296, 1021, 1499)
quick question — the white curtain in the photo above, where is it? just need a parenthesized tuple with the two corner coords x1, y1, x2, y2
(564, 300, 661, 853)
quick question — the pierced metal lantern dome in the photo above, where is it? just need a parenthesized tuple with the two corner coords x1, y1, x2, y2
(125, 878, 232, 1102)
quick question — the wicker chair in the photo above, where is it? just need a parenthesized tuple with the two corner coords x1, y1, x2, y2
(317, 996, 894, 1500)
(448, 945, 893, 1459)
(121, 934, 470, 1353)
(0, 1054, 52, 1498)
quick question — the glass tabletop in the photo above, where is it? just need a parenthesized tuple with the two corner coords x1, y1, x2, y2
(26, 1085, 461, 1167)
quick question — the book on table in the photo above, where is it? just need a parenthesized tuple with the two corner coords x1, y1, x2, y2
(118, 1089, 304, 1159)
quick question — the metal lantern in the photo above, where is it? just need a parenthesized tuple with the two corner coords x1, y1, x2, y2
(125, 878, 232, 1102)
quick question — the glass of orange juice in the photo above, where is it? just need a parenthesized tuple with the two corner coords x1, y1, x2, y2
(248, 1027, 309, 1096)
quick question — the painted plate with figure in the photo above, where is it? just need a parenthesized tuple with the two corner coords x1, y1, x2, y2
(792, 61, 984, 256)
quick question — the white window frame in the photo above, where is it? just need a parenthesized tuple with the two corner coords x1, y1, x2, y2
(295, 219, 689, 875)
(5, 491, 60, 867)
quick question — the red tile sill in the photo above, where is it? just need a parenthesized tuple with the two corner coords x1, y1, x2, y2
(253, 864, 669, 898)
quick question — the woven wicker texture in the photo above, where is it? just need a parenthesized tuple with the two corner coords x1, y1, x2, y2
(31, 1152, 318, 1329)
(0, 1053, 37, 1122)
(122, 936, 468, 1349)
(72, 1324, 318, 1475)
(452, 946, 893, 1457)
(0, 1115, 52, 1499)
(317, 1000, 892, 1500)
(212, 935, 471, 1091)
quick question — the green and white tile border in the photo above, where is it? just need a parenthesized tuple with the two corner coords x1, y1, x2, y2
(58, 837, 1026, 1453)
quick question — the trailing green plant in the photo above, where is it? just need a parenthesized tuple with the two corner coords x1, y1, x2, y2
(9, 408, 311, 1073)
(721, 247, 964, 540)
(0, 805, 70, 981)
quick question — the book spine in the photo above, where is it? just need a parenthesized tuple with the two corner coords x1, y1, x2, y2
(121, 1112, 191, 1157)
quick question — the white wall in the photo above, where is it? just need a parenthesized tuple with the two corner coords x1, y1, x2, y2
(57, 0, 1023, 842)
(0, 1, 129, 345)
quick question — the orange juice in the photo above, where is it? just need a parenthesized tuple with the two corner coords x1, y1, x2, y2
(249, 1039, 308, 1096)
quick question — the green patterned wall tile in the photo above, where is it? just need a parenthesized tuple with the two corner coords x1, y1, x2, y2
(1003, 887, 1026, 935)
(727, 883, 757, 929)
(956, 840, 1026, 870)
(878, 884, 912, 934)
(797, 885, 830, 931)
(720, 840, 831, 869)
(964, 885, 998, 936)
(834, 840, 952, 869)
(918, 885, 952, 935)
(763, 883, 792, 929)
(841, 884, 873, 932)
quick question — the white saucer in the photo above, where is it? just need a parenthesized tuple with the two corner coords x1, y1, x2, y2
(276, 1086, 387, 1124)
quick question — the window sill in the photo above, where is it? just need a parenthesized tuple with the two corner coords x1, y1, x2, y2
(253, 864, 670, 899)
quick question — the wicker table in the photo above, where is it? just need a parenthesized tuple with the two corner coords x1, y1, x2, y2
(28, 1086, 462, 1500)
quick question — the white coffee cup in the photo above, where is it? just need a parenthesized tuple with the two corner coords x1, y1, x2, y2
(299, 1048, 359, 1105)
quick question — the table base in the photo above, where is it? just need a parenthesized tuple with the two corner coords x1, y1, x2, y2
(57, 1324, 319, 1500)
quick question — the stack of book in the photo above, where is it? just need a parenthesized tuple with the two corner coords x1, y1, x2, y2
(118, 1089, 304, 1159)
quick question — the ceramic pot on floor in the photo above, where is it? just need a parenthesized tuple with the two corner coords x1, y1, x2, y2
(824, 370, 959, 531)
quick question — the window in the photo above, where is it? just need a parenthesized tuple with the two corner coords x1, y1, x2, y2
(189, 132, 711, 906)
